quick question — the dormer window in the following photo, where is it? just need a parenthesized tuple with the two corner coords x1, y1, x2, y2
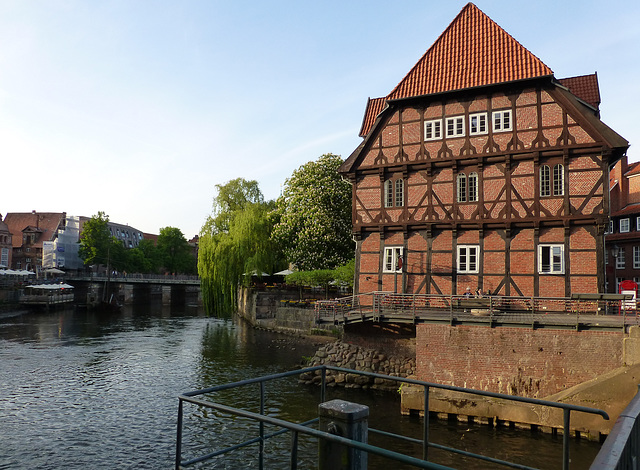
(621, 218, 631, 233)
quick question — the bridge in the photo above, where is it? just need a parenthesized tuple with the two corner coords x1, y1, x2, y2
(315, 291, 639, 331)
(65, 273, 200, 286)
(64, 274, 201, 307)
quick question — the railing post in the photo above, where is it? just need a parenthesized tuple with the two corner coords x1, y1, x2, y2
(175, 399, 183, 470)
(318, 399, 369, 470)
(423, 386, 430, 461)
(563, 409, 571, 470)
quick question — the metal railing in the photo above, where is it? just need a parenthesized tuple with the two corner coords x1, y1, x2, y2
(315, 292, 640, 330)
(590, 385, 640, 469)
(176, 366, 609, 470)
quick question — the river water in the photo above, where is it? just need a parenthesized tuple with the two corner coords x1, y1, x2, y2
(0, 303, 602, 469)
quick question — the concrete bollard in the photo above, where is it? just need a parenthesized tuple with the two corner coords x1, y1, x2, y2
(318, 399, 369, 470)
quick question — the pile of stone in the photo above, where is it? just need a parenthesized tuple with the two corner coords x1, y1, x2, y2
(299, 341, 416, 392)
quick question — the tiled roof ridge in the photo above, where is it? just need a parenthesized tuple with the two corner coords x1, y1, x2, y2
(387, 2, 552, 101)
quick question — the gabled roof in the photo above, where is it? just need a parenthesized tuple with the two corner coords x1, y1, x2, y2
(4, 212, 66, 249)
(357, 2, 554, 138)
(558, 73, 600, 111)
(387, 3, 552, 101)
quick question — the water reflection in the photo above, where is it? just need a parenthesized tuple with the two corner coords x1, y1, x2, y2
(0, 304, 602, 469)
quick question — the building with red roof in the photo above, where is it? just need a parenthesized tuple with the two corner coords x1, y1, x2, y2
(340, 3, 628, 297)
(3, 211, 67, 274)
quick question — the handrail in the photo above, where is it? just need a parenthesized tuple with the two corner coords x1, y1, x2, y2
(315, 292, 640, 330)
(176, 365, 609, 469)
(590, 385, 640, 469)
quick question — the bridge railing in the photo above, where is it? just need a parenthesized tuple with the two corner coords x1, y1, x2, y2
(590, 385, 640, 469)
(176, 365, 609, 470)
(315, 292, 639, 328)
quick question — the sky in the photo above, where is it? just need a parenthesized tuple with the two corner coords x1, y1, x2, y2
(1, 1, 639, 238)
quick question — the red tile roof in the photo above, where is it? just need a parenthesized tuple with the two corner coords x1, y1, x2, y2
(358, 3, 554, 137)
(626, 162, 640, 177)
(558, 74, 600, 110)
(358, 97, 387, 137)
(387, 3, 552, 101)
(4, 212, 66, 249)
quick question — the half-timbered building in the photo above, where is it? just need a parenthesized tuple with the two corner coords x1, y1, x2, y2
(339, 3, 628, 298)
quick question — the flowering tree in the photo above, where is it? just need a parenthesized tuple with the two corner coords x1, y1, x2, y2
(272, 153, 354, 270)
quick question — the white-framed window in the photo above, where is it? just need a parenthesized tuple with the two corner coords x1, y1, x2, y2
(540, 163, 564, 197)
(457, 174, 467, 203)
(468, 172, 478, 202)
(553, 164, 564, 196)
(606, 220, 613, 234)
(456, 172, 478, 203)
(469, 113, 487, 135)
(446, 116, 465, 137)
(383, 247, 404, 273)
(424, 119, 442, 141)
(616, 247, 626, 269)
(634, 246, 640, 269)
(384, 180, 393, 208)
(605, 250, 609, 265)
(492, 109, 512, 132)
(395, 178, 404, 207)
(384, 177, 404, 208)
(457, 245, 479, 273)
(621, 218, 630, 233)
(538, 244, 564, 274)
(540, 165, 550, 197)
(616, 277, 623, 293)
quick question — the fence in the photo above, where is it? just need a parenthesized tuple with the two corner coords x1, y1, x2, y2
(176, 366, 609, 470)
(315, 292, 638, 330)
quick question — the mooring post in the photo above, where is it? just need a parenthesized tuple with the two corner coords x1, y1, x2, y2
(318, 399, 369, 470)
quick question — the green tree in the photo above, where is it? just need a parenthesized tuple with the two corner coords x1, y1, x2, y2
(126, 239, 161, 274)
(78, 212, 120, 269)
(157, 227, 195, 274)
(272, 153, 354, 270)
(199, 179, 280, 315)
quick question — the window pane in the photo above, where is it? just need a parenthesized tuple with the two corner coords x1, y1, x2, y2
(541, 247, 550, 272)
(385, 248, 393, 271)
(553, 164, 564, 196)
(468, 172, 478, 202)
(469, 247, 477, 271)
(540, 165, 550, 197)
(457, 174, 466, 202)
(395, 178, 404, 206)
(552, 246, 562, 272)
(385, 180, 393, 207)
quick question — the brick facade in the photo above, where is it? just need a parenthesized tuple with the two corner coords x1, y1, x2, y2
(340, 5, 627, 299)
(416, 324, 623, 397)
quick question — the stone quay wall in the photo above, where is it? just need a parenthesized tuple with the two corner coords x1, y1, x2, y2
(299, 340, 416, 392)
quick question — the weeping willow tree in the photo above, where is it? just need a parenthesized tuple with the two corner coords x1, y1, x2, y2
(198, 178, 281, 315)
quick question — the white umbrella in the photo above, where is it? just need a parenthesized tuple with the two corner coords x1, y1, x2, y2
(44, 268, 65, 274)
(274, 269, 294, 276)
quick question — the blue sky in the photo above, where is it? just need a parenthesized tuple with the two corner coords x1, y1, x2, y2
(1, 1, 639, 238)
